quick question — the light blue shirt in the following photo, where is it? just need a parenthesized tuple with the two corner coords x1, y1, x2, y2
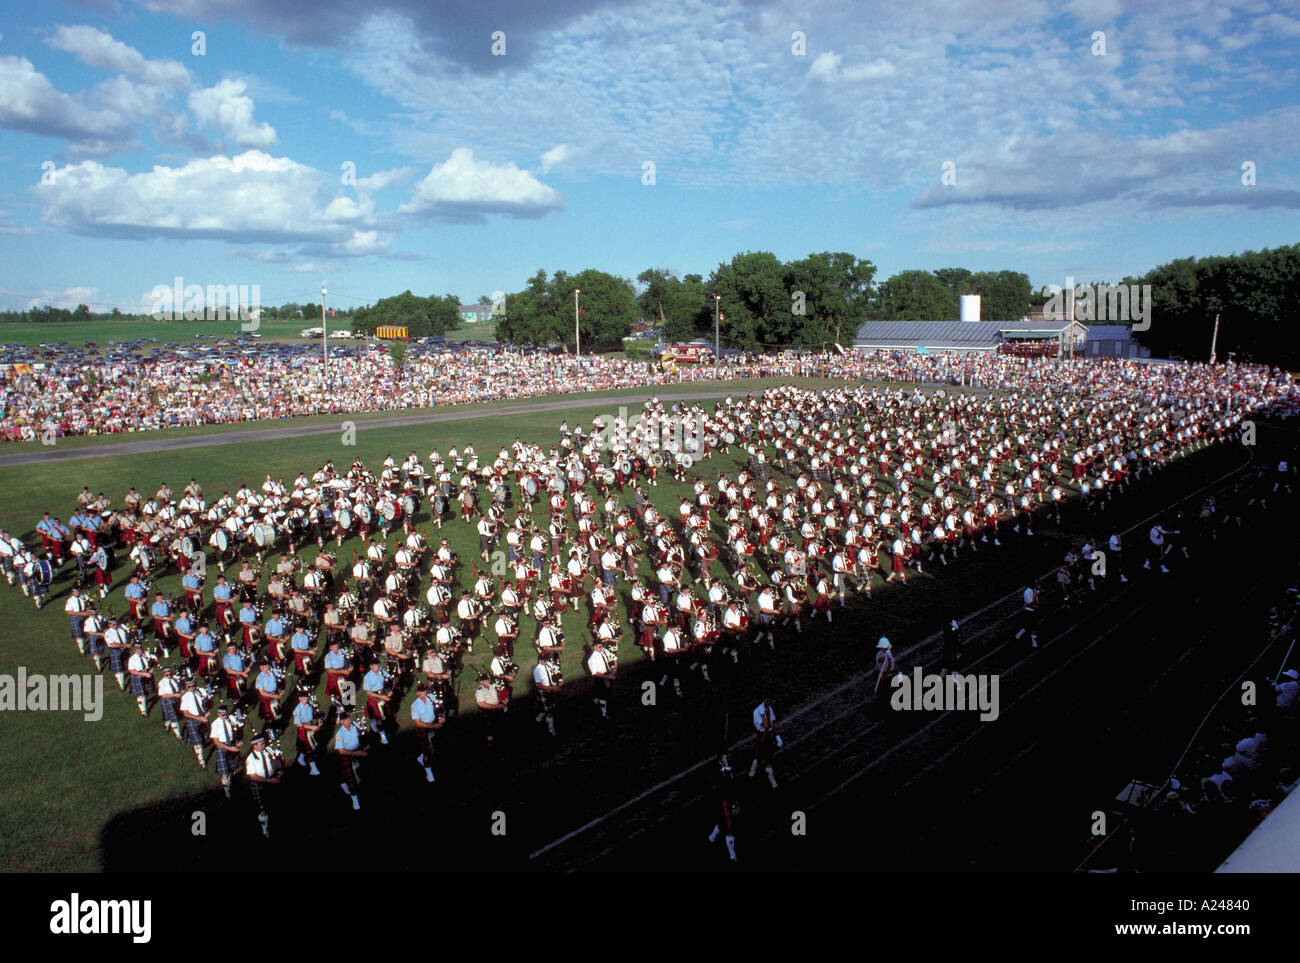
(222, 652, 244, 673)
(362, 669, 385, 694)
(151, 600, 170, 618)
(182, 573, 201, 591)
(266, 617, 285, 637)
(410, 696, 437, 724)
(175, 614, 193, 635)
(291, 630, 313, 652)
(336, 725, 361, 751)
(291, 702, 314, 725)
(256, 670, 277, 694)
(239, 608, 256, 624)
(324, 650, 347, 670)
(214, 584, 233, 601)
(125, 582, 146, 600)
(195, 630, 216, 652)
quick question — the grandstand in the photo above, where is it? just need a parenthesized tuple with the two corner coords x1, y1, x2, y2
(853, 320, 1086, 357)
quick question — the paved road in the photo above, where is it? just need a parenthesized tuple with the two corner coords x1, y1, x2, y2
(0, 387, 747, 467)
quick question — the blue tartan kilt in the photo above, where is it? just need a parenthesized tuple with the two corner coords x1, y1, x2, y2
(215, 746, 240, 775)
(249, 781, 267, 810)
(108, 649, 127, 671)
(86, 635, 106, 655)
(129, 674, 154, 696)
(161, 698, 181, 722)
(184, 718, 208, 747)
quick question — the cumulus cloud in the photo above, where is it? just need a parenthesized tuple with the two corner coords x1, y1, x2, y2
(35, 150, 385, 253)
(47, 24, 190, 92)
(398, 148, 562, 221)
(0, 55, 139, 146)
(188, 79, 276, 148)
(809, 51, 897, 82)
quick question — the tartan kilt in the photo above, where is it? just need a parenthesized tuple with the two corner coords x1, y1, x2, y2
(215, 746, 240, 775)
(296, 725, 316, 754)
(293, 651, 314, 675)
(184, 718, 208, 747)
(86, 635, 106, 655)
(94, 567, 110, 587)
(365, 695, 385, 722)
(338, 754, 359, 788)
(416, 727, 435, 759)
(108, 648, 127, 671)
(161, 698, 181, 723)
(129, 674, 154, 696)
(248, 781, 269, 811)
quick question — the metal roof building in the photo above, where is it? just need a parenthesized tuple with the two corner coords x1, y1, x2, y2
(853, 319, 1087, 357)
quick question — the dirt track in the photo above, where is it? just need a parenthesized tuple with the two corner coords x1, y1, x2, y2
(0, 387, 746, 466)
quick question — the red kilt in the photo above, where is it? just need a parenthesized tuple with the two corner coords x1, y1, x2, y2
(892, 553, 904, 574)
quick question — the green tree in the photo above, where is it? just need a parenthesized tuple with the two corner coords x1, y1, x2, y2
(878, 270, 957, 320)
(785, 252, 877, 347)
(709, 251, 791, 348)
(388, 341, 409, 367)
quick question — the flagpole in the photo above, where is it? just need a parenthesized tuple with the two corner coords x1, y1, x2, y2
(1209, 313, 1220, 364)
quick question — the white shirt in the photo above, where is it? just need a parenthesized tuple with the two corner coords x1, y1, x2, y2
(753, 703, 776, 733)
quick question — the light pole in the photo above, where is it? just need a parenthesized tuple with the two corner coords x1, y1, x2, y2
(321, 285, 328, 382)
(574, 288, 581, 361)
(714, 293, 721, 362)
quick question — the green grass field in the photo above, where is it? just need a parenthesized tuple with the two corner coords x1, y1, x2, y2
(0, 375, 1248, 871)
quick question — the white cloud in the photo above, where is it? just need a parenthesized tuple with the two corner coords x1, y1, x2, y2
(188, 79, 276, 148)
(0, 55, 139, 147)
(35, 150, 386, 254)
(539, 143, 577, 174)
(398, 148, 562, 221)
(809, 51, 896, 82)
(25, 286, 104, 310)
(47, 25, 190, 92)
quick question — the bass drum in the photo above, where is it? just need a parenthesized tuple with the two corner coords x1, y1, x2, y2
(211, 529, 230, 553)
(336, 508, 353, 531)
(179, 535, 196, 557)
(523, 476, 538, 498)
(380, 500, 397, 522)
(252, 523, 278, 549)
(432, 495, 447, 516)
(571, 468, 587, 487)
(400, 495, 417, 517)
(355, 504, 373, 526)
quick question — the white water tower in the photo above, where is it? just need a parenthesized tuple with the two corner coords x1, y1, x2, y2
(960, 294, 981, 323)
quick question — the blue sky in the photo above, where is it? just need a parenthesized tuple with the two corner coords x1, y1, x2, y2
(0, 0, 1297, 313)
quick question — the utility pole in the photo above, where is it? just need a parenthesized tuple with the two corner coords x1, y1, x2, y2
(321, 285, 328, 382)
(714, 294, 721, 361)
(574, 288, 581, 361)
(1209, 313, 1220, 364)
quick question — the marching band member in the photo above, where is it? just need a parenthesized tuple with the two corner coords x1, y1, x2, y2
(532, 651, 563, 736)
(127, 642, 155, 717)
(254, 660, 282, 723)
(180, 682, 214, 773)
(749, 698, 780, 788)
(362, 660, 392, 745)
(874, 637, 899, 702)
(245, 734, 283, 838)
(334, 711, 367, 810)
(291, 691, 322, 776)
(587, 638, 616, 719)
(157, 667, 183, 740)
(222, 642, 250, 698)
(707, 755, 739, 862)
(64, 587, 90, 654)
(410, 683, 443, 782)
(105, 617, 130, 690)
